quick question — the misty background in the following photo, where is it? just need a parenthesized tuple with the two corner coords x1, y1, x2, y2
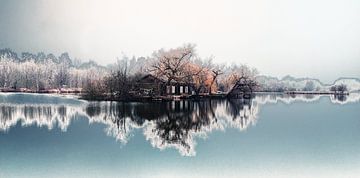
(0, 0, 359, 83)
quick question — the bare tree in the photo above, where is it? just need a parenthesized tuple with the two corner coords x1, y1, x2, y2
(303, 81, 315, 91)
(150, 44, 196, 84)
(191, 66, 209, 95)
(103, 56, 137, 100)
(204, 59, 224, 94)
(226, 64, 259, 96)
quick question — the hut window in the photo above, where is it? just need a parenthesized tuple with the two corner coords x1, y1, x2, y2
(185, 86, 188, 93)
(180, 86, 183, 94)
(172, 86, 176, 94)
(166, 86, 171, 94)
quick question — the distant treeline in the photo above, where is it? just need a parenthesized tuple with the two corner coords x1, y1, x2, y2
(0, 48, 107, 90)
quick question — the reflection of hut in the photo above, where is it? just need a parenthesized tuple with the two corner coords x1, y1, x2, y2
(135, 74, 194, 96)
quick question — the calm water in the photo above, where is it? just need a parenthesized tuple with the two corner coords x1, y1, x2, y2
(0, 93, 359, 178)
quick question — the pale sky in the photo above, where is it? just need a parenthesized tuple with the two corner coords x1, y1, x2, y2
(0, 0, 359, 83)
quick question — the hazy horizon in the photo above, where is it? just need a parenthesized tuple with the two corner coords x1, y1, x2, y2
(1, 0, 359, 83)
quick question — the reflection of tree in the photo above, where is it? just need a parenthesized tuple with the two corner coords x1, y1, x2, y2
(132, 102, 167, 122)
(86, 103, 102, 117)
(85, 102, 134, 141)
(334, 94, 347, 102)
(144, 100, 220, 156)
(3, 93, 357, 156)
(0, 104, 77, 131)
(0, 106, 13, 120)
(304, 94, 315, 99)
(58, 106, 67, 123)
(226, 99, 252, 119)
(0, 99, 253, 156)
(0, 105, 15, 123)
(224, 98, 258, 130)
(105, 103, 132, 130)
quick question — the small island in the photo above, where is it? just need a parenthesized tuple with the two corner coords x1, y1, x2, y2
(0, 46, 356, 102)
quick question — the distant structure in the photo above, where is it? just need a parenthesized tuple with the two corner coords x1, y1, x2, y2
(134, 74, 194, 97)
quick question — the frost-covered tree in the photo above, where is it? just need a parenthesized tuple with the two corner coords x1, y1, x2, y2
(150, 44, 196, 84)
(0, 49, 107, 91)
(330, 84, 347, 94)
(203, 58, 224, 94)
(221, 64, 259, 93)
(0, 48, 19, 60)
(303, 81, 315, 91)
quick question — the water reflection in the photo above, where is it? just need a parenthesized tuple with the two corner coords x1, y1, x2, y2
(0, 93, 359, 156)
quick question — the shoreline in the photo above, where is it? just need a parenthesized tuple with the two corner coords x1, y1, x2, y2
(0, 91, 352, 102)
